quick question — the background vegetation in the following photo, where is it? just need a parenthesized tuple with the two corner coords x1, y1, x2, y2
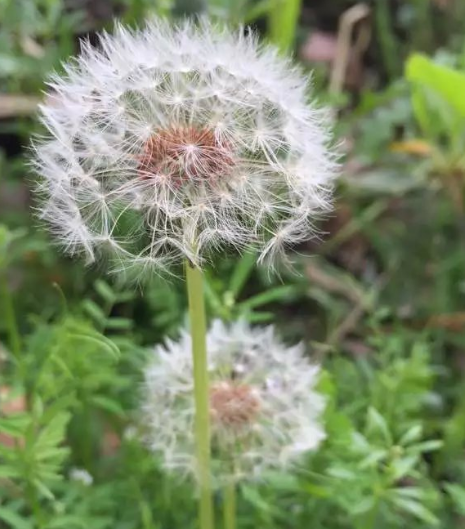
(1, 0, 465, 527)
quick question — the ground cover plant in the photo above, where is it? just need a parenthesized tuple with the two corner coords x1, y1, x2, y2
(1, 1, 465, 528)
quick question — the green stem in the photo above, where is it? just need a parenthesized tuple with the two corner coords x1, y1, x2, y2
(223, 482, 236, 529)
(268, 0, 302, 53)
(436, 378, 465, 473)
(185, 262, 214, 529)
(0, 269, 21, 358)
(26, 482, 44, 528)
(374, 0, 399, 80)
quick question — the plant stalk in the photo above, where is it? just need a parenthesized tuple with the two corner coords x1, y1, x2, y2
(223, 482, 236, 529)
(185, 261, 214, 529)
(268, 0, 302, 53)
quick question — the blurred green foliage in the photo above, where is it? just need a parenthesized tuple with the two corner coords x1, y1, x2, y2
(2, 0, 465, 528)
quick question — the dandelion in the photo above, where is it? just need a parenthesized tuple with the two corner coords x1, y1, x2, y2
(33, 18, 337, 278)
(143, 319, 325, 486)
(32, 20, 336, 529)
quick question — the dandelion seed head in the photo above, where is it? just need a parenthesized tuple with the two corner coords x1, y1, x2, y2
(33, 19, 338, 278)
(143, 320, 325, 486)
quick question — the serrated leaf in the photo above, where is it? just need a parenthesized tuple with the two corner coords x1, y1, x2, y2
(0, 414, 29, 436)
(35, 412, 70, 451)
(33, 478, 55, 500)
(35, 446, 70, 461)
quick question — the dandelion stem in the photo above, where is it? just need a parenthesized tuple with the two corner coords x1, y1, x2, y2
(0, 269, 21, 359)
(185, 261, 214, 529)
(223, 482, 236, 529)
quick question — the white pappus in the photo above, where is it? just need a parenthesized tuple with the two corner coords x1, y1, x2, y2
(33, 19, 337, 278)
(142, 319, 325, 486)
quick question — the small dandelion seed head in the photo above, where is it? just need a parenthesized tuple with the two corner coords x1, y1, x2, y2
(142, 320, 325, 486)
(32, 19, 338, 279)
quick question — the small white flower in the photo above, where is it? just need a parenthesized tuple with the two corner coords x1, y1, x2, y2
(33, 19, 337, 279)
(69, 468, 93, 486)
(143, 320, 325, 486)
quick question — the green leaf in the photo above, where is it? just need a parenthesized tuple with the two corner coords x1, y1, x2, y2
(0, 508, 33, 529)
(67, 332, 120, 361)
(327, 466, 357, 480)
(407, 440, 443, 454)
(302, 481, 331, 498)
(238, 285, 300, 311)
(241, 311, 274, 323)
(228, 251, 257, 297)
(203, 275, 228, 319)
(349, 496, 377, 516)
(81, 300, 106, 325)
(358, 449, 388, 469)
(262, 471, 300, 491)
(391, 496, 439, 525)
(244, 0, 273, 23)
(399, 424, 423, 446)
(391, 454, 419, 480)
(0, 414, 29, 436)
(406, 54, 465, 118)
(35, 412, 70, 451)
(33, 478, 56, 500)
(104, 318, 134, 330)
(46, 515, 92, 529)
(366, 407, 392, 445)
(0, 466, 20, 479)
(445, 484, 465, 516)
(242, 486, 274, 513)
(94, 280, 116, 304)
(91, 395, 126, 417)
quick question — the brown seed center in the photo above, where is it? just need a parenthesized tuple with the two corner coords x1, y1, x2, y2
(138, 125, 234, 184)
(210, 381, 260, 430)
